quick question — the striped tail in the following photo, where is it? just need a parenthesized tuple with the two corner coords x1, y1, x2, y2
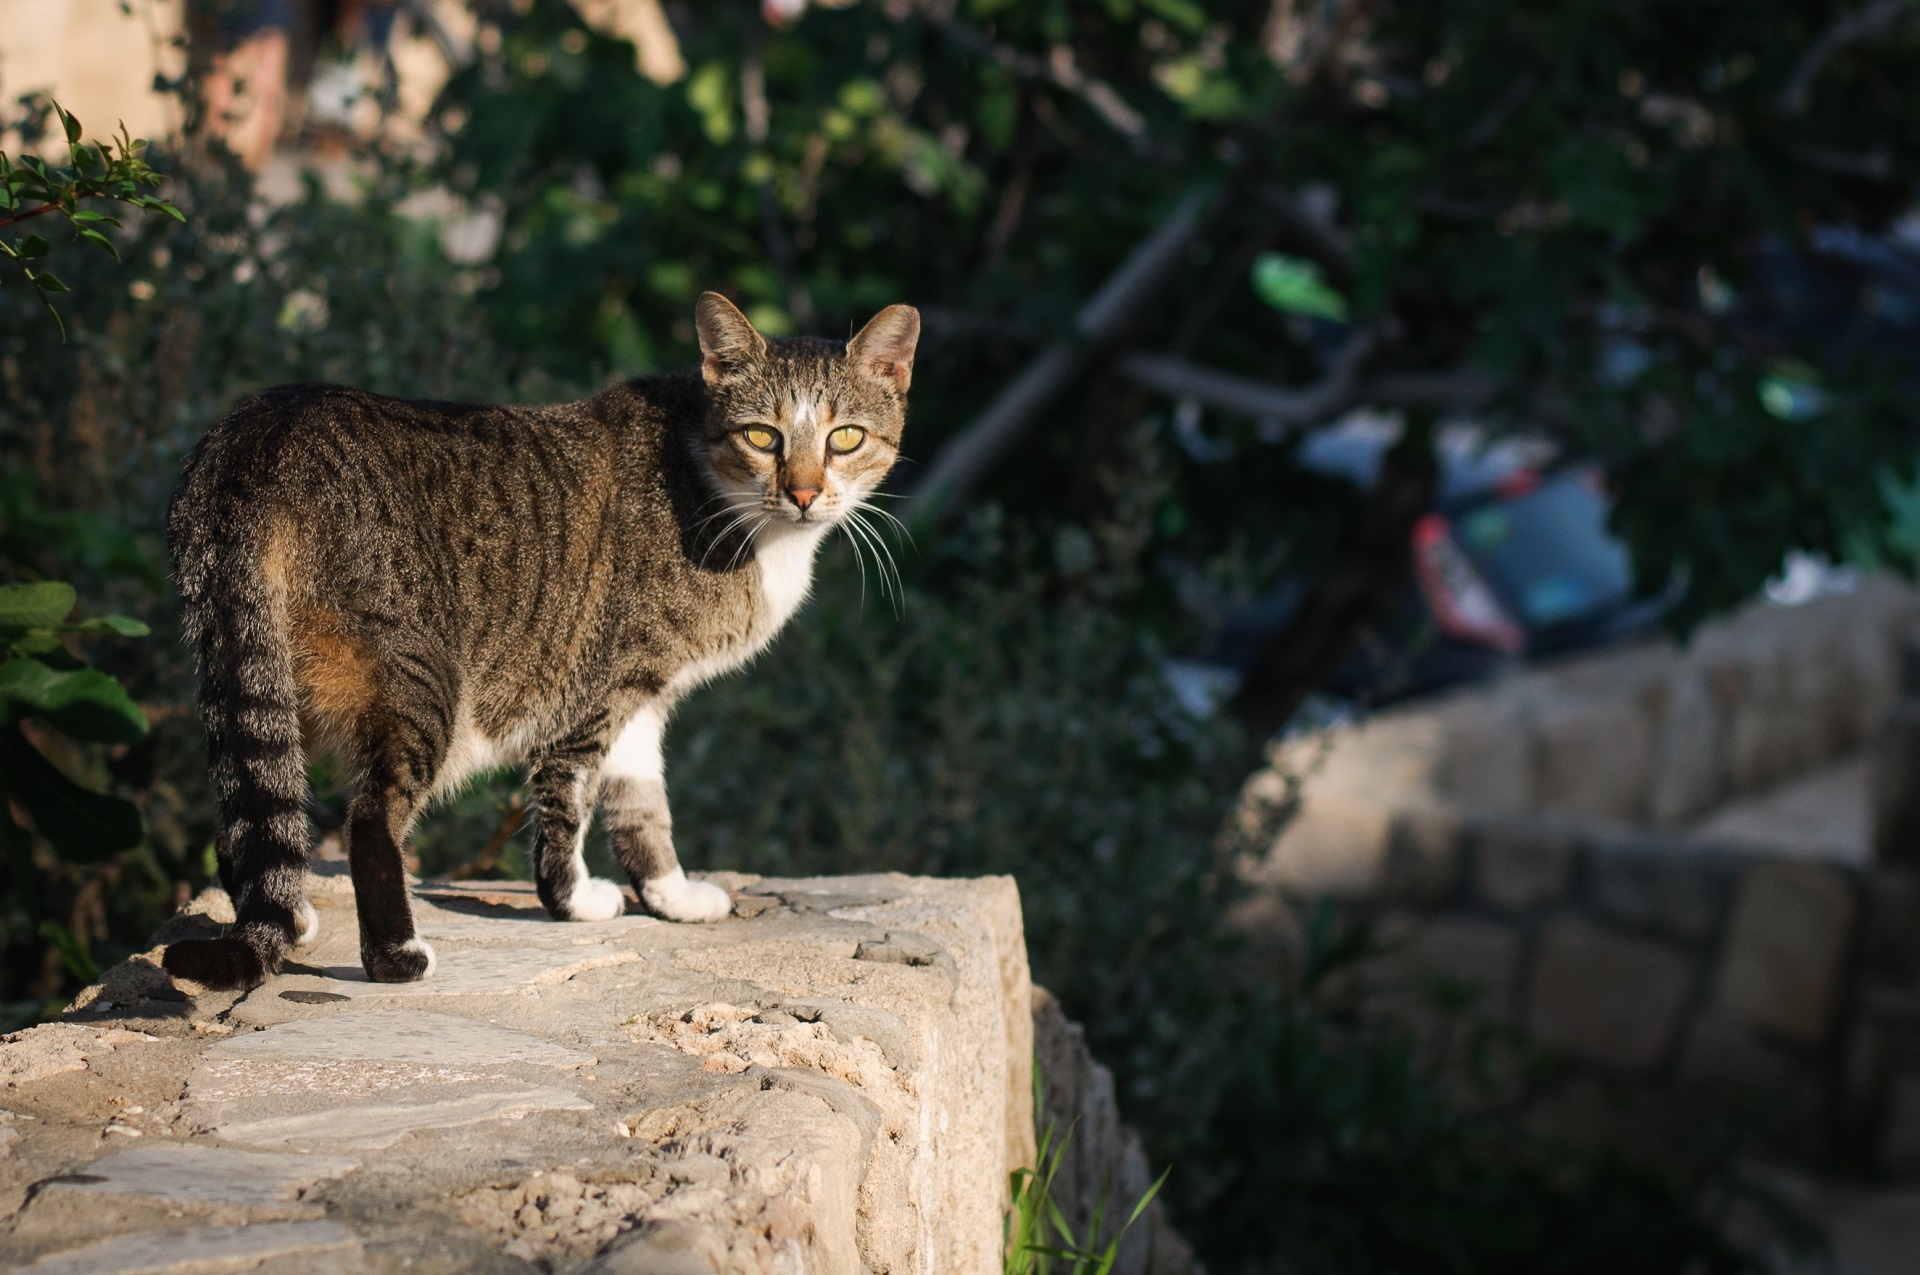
(162, 469, 314, 989)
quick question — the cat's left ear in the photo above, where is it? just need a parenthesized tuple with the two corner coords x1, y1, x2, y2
(846, 304, 920, 394)
(696, 292, 768, 384)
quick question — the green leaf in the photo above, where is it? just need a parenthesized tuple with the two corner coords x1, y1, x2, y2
(36, 920, 99, 985)
(76, 227, 119, 260)
(0, 582, 76, 629)
(33, 270, 70, 294)
(69, 614, 150, 637)
(16, 234, 49, 259)
(58, 104, 82, 144)
(1877, 461, 1920, 562)
(1251, 252, 1349, 322)
(0, 726, 142, 861)
(0, 658, 149, 743)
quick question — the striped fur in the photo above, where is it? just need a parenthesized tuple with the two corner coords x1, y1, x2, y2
(162, 295, 918, 987)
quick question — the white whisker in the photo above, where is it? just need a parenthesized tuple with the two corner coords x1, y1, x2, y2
(844, 508, 903, 617)
(839, 519, 870, 611)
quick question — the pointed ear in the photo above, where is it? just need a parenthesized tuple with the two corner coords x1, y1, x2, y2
(846, 304, 920, 394)
(695, 292, 768, 383)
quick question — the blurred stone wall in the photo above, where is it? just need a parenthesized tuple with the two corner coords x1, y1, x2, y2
(1236, 576, 1920, 1171)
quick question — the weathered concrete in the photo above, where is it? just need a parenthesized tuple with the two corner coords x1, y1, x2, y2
(0, 867, 1043, 1273)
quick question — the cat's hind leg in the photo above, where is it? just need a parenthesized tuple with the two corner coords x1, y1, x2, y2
(600, 707, 731, 923)
(341, 680, 451, 982)
(530, 749, 627, 922)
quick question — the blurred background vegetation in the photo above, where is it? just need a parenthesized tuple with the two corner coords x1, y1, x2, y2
(4, 0, 1918, 1269)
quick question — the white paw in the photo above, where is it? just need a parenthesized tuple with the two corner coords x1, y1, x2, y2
(641, 870, 733, 923)
(399, 938, 437, 977)
(566, 876, 628, 922)
(292, 900, 320, 947)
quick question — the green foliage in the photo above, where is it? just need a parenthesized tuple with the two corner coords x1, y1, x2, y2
(437, 0, 1920, 628)
(0, 580, 151, 861)
(0, 101, 183, 335)
(1250, 252, 1347, 322)
(1006, 1111, 1168, 1275)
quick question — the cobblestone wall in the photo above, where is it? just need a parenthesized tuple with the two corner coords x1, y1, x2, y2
(1235, 576, 1920, 1170)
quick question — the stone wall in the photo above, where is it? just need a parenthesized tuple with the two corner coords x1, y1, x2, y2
(0, 869, 1193, 1273)
(1234, 577, 1920, 1170)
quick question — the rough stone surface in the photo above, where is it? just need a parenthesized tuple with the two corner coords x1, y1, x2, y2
(1472, 823, 1574, 911)
(1527, 920, 1696, 1071)
(1531, 697, 1653, 822)
(1582, 841, 1732, 941)
(1879, 1075, 1920, 1175)
(0, 870, 1041, 1273)
(1714, 862, 1855, 1043)
(40, 1145, 359, 1206)
(21, 1220, 362, 1274)
(1647, 669, 1727, 826)
(1690, 754, 1873, 866)
(1382, 806, 1465, 904)
(1676, 1009, 1805, 1094)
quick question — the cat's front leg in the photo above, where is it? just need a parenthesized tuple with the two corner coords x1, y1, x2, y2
(530, 754, 627, 922)
(600, 706, 731, 923)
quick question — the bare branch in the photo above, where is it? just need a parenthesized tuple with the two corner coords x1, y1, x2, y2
(1116, 346, 1493, 434)
(902, 187, 1213, 525)
(1780, 0, 1918, 113)
(929, 17, 1147, 148)
(1118, 335, 1373, 426)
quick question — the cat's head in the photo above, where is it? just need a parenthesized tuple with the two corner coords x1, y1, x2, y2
(694, 292, 919, 528)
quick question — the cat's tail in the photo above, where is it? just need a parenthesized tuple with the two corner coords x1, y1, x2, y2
(162, 429, 315, 991)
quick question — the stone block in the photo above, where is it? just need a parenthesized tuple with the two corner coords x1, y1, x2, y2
(1382, 805, 1465, 905)
(1647, 669, 1727, 825)
(1527, 919, 1697, 1071)
(22, 1221, 362, 1275)
(1471, 821, 1575, 912)
(1265, 795, 1394, 898)
(1714, 861, 1856, 1044)
(1531, 697, 1654, 822)
(1881, 1075, 1920, 1174)
(1677, 1007, 1805, 1095)
(1367, 916, 1521, 1023)
(1873, 699, 1920, 868)
(1436, 699, 1534, 814)
(1584, 843, 1731, 941)
(0, 873, 1068, 1274)
(1864, 871, 1920, 993)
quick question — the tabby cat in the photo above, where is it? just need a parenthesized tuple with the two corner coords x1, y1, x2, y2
(162, 293, 919, 988)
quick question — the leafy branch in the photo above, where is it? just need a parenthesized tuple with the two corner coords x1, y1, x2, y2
(0, 102, 184, 337)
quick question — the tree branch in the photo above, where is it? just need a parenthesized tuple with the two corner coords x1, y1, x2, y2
(1780, 0, 1918, 113)
(1116, 346, 1493, 432)
(929, 16, 1147, 148)
(0, 202, 64, 233)
(902, 187, 1213, 526)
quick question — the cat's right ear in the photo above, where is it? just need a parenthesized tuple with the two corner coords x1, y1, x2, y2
(695, 292, 767, 384)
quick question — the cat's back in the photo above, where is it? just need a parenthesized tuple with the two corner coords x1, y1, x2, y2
(179, 382, 618, 498)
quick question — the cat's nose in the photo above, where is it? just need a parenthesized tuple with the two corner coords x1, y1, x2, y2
(787, 487, 820, 510)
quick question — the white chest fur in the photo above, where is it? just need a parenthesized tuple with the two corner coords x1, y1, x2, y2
(753, 524, 827, 634)
(662, 523, 826, 700)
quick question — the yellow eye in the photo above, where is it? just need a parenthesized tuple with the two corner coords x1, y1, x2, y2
(742, 426, 779, 452)
(828, 426, 866, 454)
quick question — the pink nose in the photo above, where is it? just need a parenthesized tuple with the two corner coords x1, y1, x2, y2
(789, 487, 819, 510)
